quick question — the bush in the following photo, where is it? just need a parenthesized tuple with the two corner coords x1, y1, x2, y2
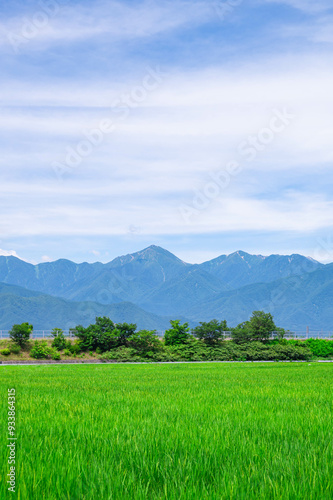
(63, 349, 72, 357)
(165, 337, 215, 361)
(9, 344, 21, 354)
(75, 317, 137, 352)
(192, 319, 227, 345)
(128, 330, 161, 356)
(100, 347, 142, 362)
(304, 339, 333, 359)
(51, 351, 61, 360)
(9, 323, 33, 347)
(164, 320, 190, 346)
(30, 341, 52, 359)
(68, 343, 82, 355)
(51, 329, 67, 351)
(0, 348, 11, 356)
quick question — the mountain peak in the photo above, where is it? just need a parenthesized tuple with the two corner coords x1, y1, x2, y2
(109, 245, 188, 267)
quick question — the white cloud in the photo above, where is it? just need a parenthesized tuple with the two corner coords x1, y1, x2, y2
(0, 248, 24, 260)
(0, 0, 215, 52)
(41, 255, 53, 262)
(258, 0, 332, 14)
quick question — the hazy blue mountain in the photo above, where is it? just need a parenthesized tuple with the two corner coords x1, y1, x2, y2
(199, 251, 323, 289)
(139, 266, 229, 315)
(0, 246, 321, 306)
(0, 246, 189, 304)
(0, 283, 173, 331)
(184, 264, 333, 331)
(0, 246, 330, 330)
(64, 245, 189, 304)
(0, 256, 104, 297)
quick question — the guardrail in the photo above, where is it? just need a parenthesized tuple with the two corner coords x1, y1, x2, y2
(0, 330, 332, 339)
(0, 330, 77, 339)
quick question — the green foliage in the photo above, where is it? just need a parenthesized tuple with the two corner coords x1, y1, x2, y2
(63, 349, 71, 357)
(164, 339, 312, 362)
(128, 330, 161, 355)
(51, 328, 67, 351)
(68, 343, 82, 355)
(30, 341, 52, 359)
(232, 311, 276, 344)
(75, 317, 137, 352)
(9, 344, 21, 354)
(304, 339, 333, 359)
(164, 320, 190, 346)
(9, 322, 33, 346)
(115, 322, 137, 345)
(100, 347, 142, 362)
(51, 351, 61, 360)
(0, 348, 10, 356)
(101, 331, 162, 361)
(192, 319, 227, 345)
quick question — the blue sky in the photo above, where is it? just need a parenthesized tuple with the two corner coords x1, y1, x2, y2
(0, 0, 333, 264)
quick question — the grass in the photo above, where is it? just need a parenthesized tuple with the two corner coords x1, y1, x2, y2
(0, 339, 97, 361)
(1, 363, 332, 499)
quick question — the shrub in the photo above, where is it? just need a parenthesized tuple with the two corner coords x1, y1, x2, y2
(30, 341, 52, 359)
(305, 339, 333, 359)
(164, 320, 190, 346)
(51, 351, 61, 361)
(165, 337, 214, 361)
(192, 319, 227, 345)
(0, 348, 11, 356)
(63, 349, 71, 357)
(68, 343, 82, 355)
(75, 317, 137, 352)
(9, 344, 21, 354)
(9, 323, 33, 347)
(51, 329, 67, 351)
(128, 330, 161, 356)
(100, 347, 142, 362)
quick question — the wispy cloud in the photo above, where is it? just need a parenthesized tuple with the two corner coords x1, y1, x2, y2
(1, 0, 332, 262)
(258, 0, 333, 14)
(0, 0, 215, 53)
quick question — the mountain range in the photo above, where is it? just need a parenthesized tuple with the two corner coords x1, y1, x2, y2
(0, 245, 331, 331)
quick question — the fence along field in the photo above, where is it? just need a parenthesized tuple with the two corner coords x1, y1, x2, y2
(1, 363, 332, 499)
(1, 330, 333, 339)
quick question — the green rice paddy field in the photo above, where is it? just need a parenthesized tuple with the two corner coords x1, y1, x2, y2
(1, 363, 333, 499)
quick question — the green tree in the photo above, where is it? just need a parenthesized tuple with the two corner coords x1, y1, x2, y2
(164, 320, 190, 346)
(75, 318, 137, 352)
(9, 323, 33, 347)
(75, 317, 116, 351)
(232, 311, 276, 344)
(128, 330, 160, 355)
(51, 328, 67, 351)
(115, 323, 137, 345)
(192, 319, 227, 345)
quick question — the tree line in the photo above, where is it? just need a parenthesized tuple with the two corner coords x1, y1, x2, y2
(7, 311, 281, 351)
(5, 312, 332, 362)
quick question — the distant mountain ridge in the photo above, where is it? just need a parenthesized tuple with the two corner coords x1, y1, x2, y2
(0, 246, 331, 330)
